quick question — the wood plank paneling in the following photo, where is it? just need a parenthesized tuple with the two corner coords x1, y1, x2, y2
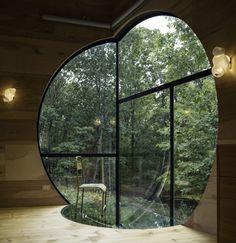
(219, 222, 236, 243)
(218, 144, 236, 177)
(186, 163, 217, 235)
(0, 36, 82, 75)
(0, 181, 65, 207)
(0, 120, 36, 141)
(0, 72, 49, 112)
(4, 144, 46, 181)
(220, 177, 236, 199)
(0, 206, 217, 243)
(1, 1, 236, 241)
(0, 1, 115, 209)
(219, 198, 236, 242)
(0, 142, 66, 207)
(0, 0, 139, 33)
(217, 85, 236, 123)
(0, 18, 111, 45)
(0, 111, 37, 121)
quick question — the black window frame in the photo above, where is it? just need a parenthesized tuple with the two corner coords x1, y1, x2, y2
(38, 11, 213, 228)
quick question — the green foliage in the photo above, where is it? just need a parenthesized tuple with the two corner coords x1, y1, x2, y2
(39, 16, 218, 228)
(61, 185, 194, 228)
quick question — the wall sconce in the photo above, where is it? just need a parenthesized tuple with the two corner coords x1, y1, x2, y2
(2, 88, 16, 103)
(212, 46, 231, 78)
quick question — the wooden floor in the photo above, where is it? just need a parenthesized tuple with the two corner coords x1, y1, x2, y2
(0, 205, 217, 243)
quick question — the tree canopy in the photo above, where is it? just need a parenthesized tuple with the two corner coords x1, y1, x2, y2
(39, 15, 217, 227)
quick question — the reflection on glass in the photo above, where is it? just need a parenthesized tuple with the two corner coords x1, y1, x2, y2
(174, 76, 218, 224)
(38, 14, 218, 230)
(43, 156, 116, 226)
(119, 16, 210, 98)
(39, 43, 116, 154)
(120, 92, 170, 228)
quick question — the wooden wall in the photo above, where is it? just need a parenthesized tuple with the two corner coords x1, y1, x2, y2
(1, 0, 236, 242)
(0, 23, 111, 206)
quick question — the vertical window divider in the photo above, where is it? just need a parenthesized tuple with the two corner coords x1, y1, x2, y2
(37, 12, 216, 228)
(115, 41, 121, 227)
(170, 86, 175, 226)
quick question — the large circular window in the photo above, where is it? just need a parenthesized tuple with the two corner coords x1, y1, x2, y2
(38, 14, 218, 229)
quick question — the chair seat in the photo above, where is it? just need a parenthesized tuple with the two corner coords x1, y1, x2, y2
(79, 183, 106, 192)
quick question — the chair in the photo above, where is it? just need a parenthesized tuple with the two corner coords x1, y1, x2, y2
(74, 156, 107, 220)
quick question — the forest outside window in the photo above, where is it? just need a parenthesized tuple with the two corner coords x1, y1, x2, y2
(38, 14, 218, 229)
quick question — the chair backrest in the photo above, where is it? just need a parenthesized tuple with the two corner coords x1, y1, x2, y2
(75, 156, 84, 186)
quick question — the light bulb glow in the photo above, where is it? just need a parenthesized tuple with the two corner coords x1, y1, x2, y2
(3, 88, 16, 102)
(212, 47, 231, 78)
(94, 118, 101, 127)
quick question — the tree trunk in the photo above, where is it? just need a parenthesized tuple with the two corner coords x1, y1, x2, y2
(131, 100, 135, 171)
(145, 91, 169, 200)
(145, 151, 169, 200)
(93, 125, 102, 182)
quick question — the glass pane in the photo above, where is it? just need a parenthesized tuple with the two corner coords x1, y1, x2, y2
(120, 91, 170, 228)
(43, 156, 116, 226)
(174, 76, 218, 224)
(39, 43, 116, 154)
(119, 16, 210, 98)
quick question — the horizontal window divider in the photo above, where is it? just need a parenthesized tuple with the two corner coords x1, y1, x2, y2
(119, 68, 212, 104)
(120, 153, 161, 157)
(41, 153, 116, 158)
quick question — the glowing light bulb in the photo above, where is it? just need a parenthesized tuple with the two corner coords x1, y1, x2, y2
(3, 88, 16, 102)
(212, 47, 231, 78)
(94, 118, 101, 127)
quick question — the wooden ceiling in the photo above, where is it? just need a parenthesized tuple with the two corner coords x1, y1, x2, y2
(0, 0, 142, 35)
(1, 0, 141, 21)
(0, 0, 144, 113)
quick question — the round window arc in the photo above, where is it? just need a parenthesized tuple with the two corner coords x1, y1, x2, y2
(38, 13, 218, 229)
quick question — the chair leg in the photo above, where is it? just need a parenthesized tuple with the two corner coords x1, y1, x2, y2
(104, 191, 107, 213)
(81, 188, 84, 218)
(101, 191, 104, 220)
(74, 189, 79, 219)
(104, 191, 107, 223)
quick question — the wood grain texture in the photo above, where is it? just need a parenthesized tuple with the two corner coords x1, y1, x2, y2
(0, 0, 139, 29)
(0, 35, 84, 75)
(0, 181, 65, 207)
(0, 142, 66, 206)
(1, 0, 236, 241)
(0, 205, 216, 243)
(218, 144, 236, 177)
(0, 120, 37, 141)
(4, 144, 46, 181)
(0, 72, 49, 112)
(219, 198, 236, 242)
(0, 1, 114, 209)
(220, 177, 236, 200)
(186, 162, 217, 235)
